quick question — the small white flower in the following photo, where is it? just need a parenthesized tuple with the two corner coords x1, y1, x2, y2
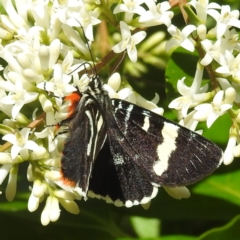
(169, 63, 209, 117)
(200, 39, 227, 66)
(59, 4, 101, 41)
(114, 0, 145, 15)
(103, 72, 133, 100)
(74, 73, 91, 93)
(135, 94, 164, 115)
(37, 64, 77, 98)
(178, 110, 200, 132)
(104, 72, 163, 114)
(169, 77, 209, 117)
(207, 5, 240, 39)
(165, 25, 196, 52)
(112, 21, 146, 62)
(189, 0, 221, 22)
(222, 29, 240, 52)
(2, 128, 40, 159)
(1, 79, 38, 119)
(194, 90, 233, 128)
(139, 0, 173, 27)
(215, 51, 240, 80)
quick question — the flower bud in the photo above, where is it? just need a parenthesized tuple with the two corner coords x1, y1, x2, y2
(224, 135, 237, 165)
(41, 197, 51, 226)
(38, 45, 49, 70)
(197, 24, 207, 40)
(163, 186, 190, 199)
(49, 196, 60, 222)
(33, 179, 47, 198)
(59, 198, 80, 214)
(39, 94, 53, 112)
(28, 193, 40, 212)
(224, 87, 236, 104)
(53, 190, 76, 200)
(44, 170, 61, 181)
(31, 146, 48, 160)
(233, 144, 240, 157)
(6, 164, 18, 202)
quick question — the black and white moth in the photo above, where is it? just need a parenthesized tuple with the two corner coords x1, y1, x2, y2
(61, 73, 223, 208)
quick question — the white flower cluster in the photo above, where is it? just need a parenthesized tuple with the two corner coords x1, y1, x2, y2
(0, 0, 169, 224)
(167, 0, 240, 165)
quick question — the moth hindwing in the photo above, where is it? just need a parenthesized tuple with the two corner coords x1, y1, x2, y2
(60, 74, 223, 207)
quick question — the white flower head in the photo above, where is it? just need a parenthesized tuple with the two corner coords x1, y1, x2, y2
(169, 63, 209, 117)
(169, 77, 209, 117)
(135, 93, 163, 115)
(189, 0, 221, 22)
(112, 21, 146, 62)
(200, 39, 227, 66)
(178, 110, 200, 132)
(215, 51, 240, 80)
(37, 63, 77, 98)
(166, 24, 197, 52)
(103, 72, 133, 100)
(58, 3, 101, 41)
(139, 0, 173, 27)
(194, 90, 233, 128)
(2, 128, 40, 159)
(207, 5, 240, 39)
(1, 79, 38, 119)
(113, 0, 146, 23)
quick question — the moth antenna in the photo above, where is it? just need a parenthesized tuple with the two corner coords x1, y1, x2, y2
(68, 62, 92, 77)
(110, 51, 126, 76)
(78, 22, 98, 77)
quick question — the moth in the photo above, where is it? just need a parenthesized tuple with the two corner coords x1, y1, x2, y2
(60, 72, 223, 208)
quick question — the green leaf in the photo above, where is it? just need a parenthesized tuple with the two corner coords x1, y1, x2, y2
(162, 235, 196, 240)
(130, 216, 160, 238)
(199, 113, 231, 145)
(198, 215, 240, 240)
(193, 169, 240, 206)
(0, 201, 27, 211)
